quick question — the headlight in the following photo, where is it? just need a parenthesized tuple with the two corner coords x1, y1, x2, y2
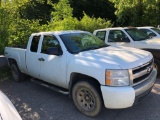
(105, 70, 130, 86)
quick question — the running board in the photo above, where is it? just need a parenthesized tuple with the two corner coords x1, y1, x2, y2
(31, 78, 69, 95)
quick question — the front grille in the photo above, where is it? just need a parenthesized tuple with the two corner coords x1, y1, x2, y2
(131, 59, 153, 86)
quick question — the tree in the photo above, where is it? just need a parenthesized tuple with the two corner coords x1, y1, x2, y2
(0, 0, 41, 54)
(51, 0, 73, 21)
(110, 0, 160, 26)
(49, 0, 112, 32)
(70, 0, 116, 22)
(19, 0, 54, 24)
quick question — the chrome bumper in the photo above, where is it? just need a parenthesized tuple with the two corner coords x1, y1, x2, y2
(134, 68, 157, 97)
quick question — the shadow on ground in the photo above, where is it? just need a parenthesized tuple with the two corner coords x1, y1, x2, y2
(0, 78, 160, 120)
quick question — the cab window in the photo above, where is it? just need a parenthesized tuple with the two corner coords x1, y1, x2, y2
(140, 29, 156, 36)
(95, 31, 106, 42)
(108, 30, 129, 42)
(41, 35, 60, 54)
(30, 35, 41, 52)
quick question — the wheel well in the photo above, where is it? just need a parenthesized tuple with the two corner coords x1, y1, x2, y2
(69, 73, 102, 100)
(8, 58, 17, 66)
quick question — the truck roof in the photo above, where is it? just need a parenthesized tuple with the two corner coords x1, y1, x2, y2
(94, 27, 136, 31)
(31, 30, 89, 36)
(137, 26, 154, 29)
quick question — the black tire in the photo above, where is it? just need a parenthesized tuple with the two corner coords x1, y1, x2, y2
(154, 58, 160, 76)
(10, 63, 24, 82)
(72, 81, 102, 117)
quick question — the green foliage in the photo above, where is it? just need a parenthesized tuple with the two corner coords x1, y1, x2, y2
(7, 19, 41, 47)
(0, 0, 41, 54)
(70, 0, 116, 22)
(49, 0, 112, 32)
(49, 17, 79, 31)
(0, 0, 112, 55)
(0, 7, 10, 54)
(51, 0, 73, 21)
(110, 0, 160, 26)
(79, 13, 112, 32)
(19, 0, 53, 24)
(1, 0, 160, 56)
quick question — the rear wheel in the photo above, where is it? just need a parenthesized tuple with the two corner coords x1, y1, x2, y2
(72, 81, 102, 117)
(10, 63, 24, 82)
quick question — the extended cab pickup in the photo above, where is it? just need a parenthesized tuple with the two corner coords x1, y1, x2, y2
(4, 31, 157, 117)
(93, 27, 160, 75)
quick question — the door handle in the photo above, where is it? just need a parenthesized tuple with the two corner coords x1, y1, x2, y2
(38, 58, 45, 61)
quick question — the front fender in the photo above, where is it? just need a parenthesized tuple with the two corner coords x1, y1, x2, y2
(66, 60, 106, 86)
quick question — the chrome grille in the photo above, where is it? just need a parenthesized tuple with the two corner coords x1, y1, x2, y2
(131, 59, 153, 86)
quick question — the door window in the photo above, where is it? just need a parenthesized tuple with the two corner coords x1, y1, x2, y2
(140, 29, 156, 36)
(95, 31, 106, 41)
(108, 30, 129, 42)
(41, 35, 60, 54)
(30, 35, 41, 52)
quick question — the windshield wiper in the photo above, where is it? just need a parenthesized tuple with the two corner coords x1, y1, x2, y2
(80, 45, 108, 52)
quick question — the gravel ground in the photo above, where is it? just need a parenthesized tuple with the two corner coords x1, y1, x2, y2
(0, 78, 160, 120)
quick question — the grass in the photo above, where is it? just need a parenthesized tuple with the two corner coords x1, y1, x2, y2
(0, 65, 12, 81)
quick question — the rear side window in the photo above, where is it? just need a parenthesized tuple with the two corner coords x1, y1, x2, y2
(95, 31, 106, 41)
(30, 35, 41, 52)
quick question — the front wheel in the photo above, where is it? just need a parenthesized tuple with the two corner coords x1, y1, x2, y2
(72, 81, 102, 117)
(10, 63, 24, 82)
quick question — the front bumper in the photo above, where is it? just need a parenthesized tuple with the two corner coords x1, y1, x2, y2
(101, 68, 157, 109)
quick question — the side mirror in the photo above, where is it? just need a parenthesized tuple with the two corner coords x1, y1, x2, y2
(47, 47, 63, 56)
(121, 38, 130, 43)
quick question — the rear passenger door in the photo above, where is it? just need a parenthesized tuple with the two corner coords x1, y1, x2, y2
(26, 34, 41, 79)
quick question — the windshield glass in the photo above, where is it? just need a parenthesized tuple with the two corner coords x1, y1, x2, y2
(125, 28, 150, 41)
(60, 32, 108, 54)
(151, 28, 160, 35)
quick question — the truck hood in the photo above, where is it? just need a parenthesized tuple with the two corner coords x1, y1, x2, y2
(75, 46, 152, 69)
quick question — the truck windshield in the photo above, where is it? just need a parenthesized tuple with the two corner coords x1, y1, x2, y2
(151, 28, 160, 35)
(60, 32, 108, 54)
(125, 28, 150, 41)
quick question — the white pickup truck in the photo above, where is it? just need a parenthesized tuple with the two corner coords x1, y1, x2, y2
(93, 27, 160, 76)
(4, 31, 157, 117)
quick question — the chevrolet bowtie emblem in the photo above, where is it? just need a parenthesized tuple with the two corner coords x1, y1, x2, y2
(147, 66, 152, 74)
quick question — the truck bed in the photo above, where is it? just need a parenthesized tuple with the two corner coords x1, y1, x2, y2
(4, 47, 28, 74)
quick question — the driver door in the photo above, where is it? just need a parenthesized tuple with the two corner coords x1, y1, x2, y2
(38, 34, 67, 87)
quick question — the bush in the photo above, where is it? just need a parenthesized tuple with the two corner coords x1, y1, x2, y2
(79, 13, 112, 33)
(0, 0, 112, 55)
(48, 13, 112, 33)
(7, 19, 41, 47)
